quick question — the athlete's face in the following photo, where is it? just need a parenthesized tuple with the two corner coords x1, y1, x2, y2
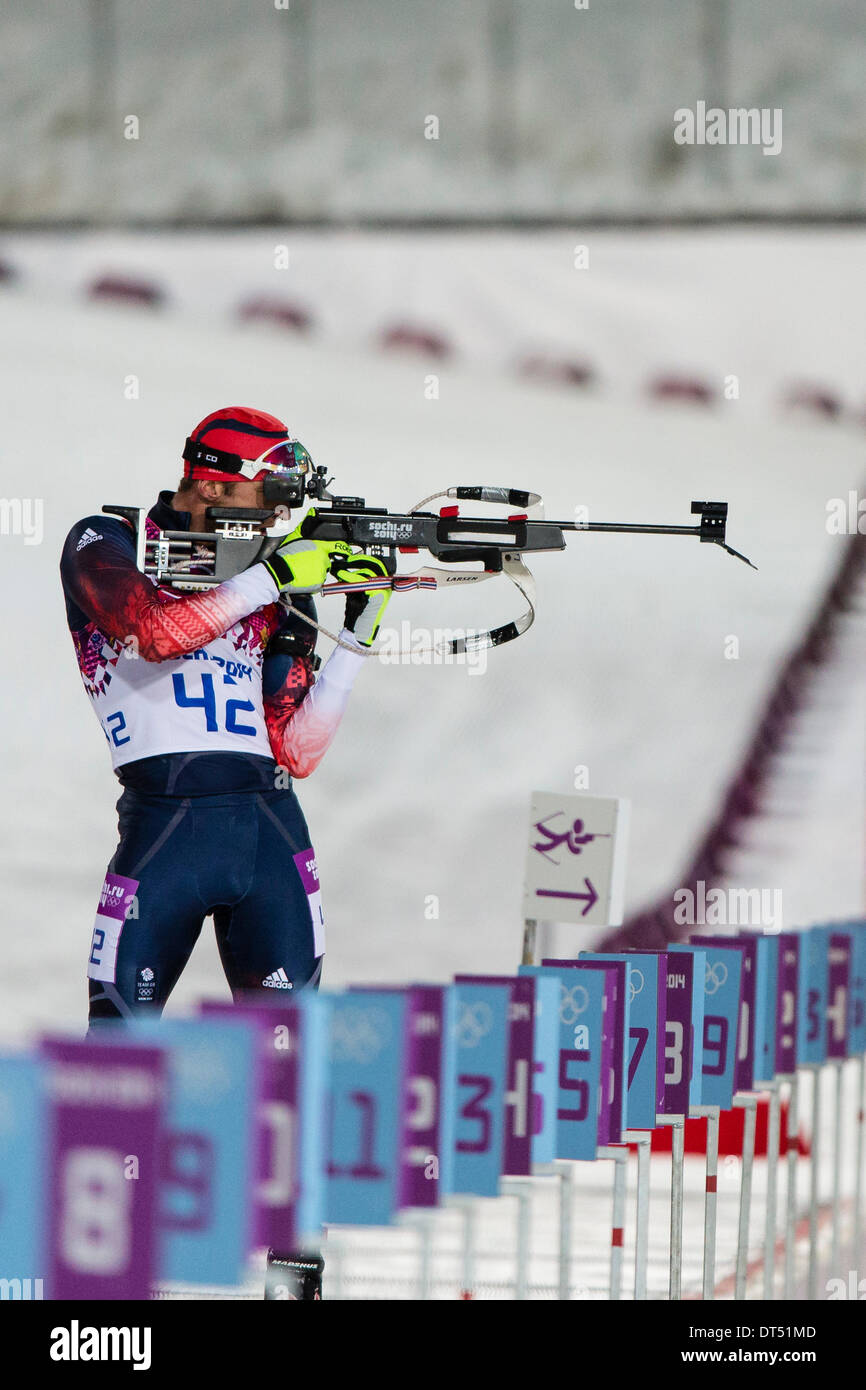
(224, 477, 272, 515)
(177, 477, 283, 531)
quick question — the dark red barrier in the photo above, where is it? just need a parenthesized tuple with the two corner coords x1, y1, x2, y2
(88, 274, 165, 307)
(782, 383, 844, 419)
(518, 355, 595, 388)
(380, 323, 452, 358)
(237, 296, 313, 332)
(648, 375, 715, 405)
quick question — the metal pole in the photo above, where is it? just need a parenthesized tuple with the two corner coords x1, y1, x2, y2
(555, 1161, 573, 1300)
(808, 1064, 823, 1301)
(733, 1094, 758, 1300)
(326, 1232, 344, 1300)
(627, 1131, 651, 1301)
(854, 1054, 866, 1266)
(783, 1073, 799, 1300)
(764, 1081, 781, 1300)
(830, 1060, 845, 1280)
(596, 1146, 628, 1300)
(656, 1115, 685, 1301)
(521, 918, 538, 966)
(691, 1106, 721, 1300)
(501, 1179, 532, 1300)
(611, 1149, 627, 1300)
(417, 1212, 435, 1300)
(461, 1199, 478, 1300)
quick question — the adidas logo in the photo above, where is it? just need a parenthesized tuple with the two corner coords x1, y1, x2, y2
(76, 527, 103, 552)
(262, 968, 292, 990)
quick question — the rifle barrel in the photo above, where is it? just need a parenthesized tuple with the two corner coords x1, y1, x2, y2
(556, 521, 702, 537)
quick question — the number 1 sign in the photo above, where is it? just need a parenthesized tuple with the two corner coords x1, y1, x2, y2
(326, 990, 408, 1226)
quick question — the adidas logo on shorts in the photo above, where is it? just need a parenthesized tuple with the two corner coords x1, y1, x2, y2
(262, 968, 293, 990)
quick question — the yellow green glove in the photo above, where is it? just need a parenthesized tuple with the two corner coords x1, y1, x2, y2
(264, 512, 353, 594)
(332, 552, 396, 646)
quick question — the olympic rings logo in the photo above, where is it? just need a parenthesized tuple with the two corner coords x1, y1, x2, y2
(330, 1006, 392, 1063)
(704, 960, 729, 996)
(559, 983, 590, 1025)
(455, 1002, 494, 1048)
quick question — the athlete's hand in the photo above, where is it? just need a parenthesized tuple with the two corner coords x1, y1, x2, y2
(333, 552, 396, 647)
(264, 513, 352, 594)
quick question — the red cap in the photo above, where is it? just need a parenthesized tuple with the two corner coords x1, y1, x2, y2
(184, 406, 290, 481)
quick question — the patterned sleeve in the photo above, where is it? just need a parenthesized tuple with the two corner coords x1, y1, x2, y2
(61, 516, 278, 662)
(264, 637, 368, 779)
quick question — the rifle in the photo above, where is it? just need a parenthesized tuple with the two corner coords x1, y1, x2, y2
(104, 468, 754, 656)
(295, 477, 755, 653)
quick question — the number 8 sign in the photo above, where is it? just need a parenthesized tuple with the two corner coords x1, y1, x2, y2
(41, 1037, 165, 1300)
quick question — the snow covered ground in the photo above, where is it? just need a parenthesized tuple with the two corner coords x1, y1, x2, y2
(3, 227, 866, 414)
(0, 228, 864, 1047)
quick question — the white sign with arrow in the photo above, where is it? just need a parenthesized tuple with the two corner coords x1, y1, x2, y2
(522, 791, 629, 929)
